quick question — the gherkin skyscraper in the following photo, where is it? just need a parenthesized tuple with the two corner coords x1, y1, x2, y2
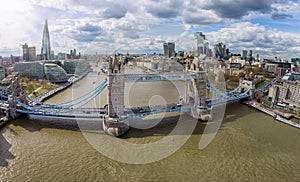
(41, 19, 51, 60)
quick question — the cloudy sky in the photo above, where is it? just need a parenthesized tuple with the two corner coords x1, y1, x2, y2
(0, 0, 300, 59)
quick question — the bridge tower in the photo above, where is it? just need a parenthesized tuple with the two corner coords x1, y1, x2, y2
(7, 72, 26, 119)
(8, 95, 18, 119)
(107, 54, 125, 118)
(239, 79, 255, 99)
(104, 54, 129, 137)
(185, 58, 211, 121)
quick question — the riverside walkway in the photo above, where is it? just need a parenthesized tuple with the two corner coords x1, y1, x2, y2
(248, 101, 300, 129)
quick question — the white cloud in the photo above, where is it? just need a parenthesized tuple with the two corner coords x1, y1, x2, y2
(0, 0, 300, 58)
(207, 22, 300, 58)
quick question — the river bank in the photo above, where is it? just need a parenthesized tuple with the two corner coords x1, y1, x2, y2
(33, 70, 91, 103)
(247, 101, 300, 129)
(0, 70, 90, 129)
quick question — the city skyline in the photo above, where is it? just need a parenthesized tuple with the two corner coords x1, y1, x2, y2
(0, 0, 300, 59)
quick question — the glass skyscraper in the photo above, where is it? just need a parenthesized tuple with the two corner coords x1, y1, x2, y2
(163, 42, 175, 58)
(194, 32, 209, 58)
(41, 19, 51, 60)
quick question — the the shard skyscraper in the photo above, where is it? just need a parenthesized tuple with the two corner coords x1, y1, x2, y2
(41, 19, 51, 60)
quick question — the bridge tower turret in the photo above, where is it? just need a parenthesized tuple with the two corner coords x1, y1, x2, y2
(104, 54, 129, 137)
(7, 72, 25, 119)
(107, 54, 125, 118)
(185, 58, 211, 121)
(8, 95, 18, 119)
(239, 79, 255, 99)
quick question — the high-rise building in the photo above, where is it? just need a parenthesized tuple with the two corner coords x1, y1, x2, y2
(28, 47, 36, 61)
(194, 32, 210, 58)
(58, 53, 67, 60)
(256, 54, 260, 61)
(163, 43, 167, 57)
(241, 50, 248, 59)
(50, 50, 55, 60)
(23, 43, 29, 61)
(163, 42, 175, 58)
(213, 42, 227, 60)
(291, 58, 300, 67)
(246, 50, 254, 62)
(41, 19, 51, 60)
(23, 43, 36, 61)
(247, 50, 253, 58)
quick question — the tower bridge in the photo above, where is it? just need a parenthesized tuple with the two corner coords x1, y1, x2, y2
(6, 55, 254, 137)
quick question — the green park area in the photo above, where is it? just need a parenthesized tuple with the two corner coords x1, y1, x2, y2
(20, 77, 59, 98)
(255, 79, 270, 89)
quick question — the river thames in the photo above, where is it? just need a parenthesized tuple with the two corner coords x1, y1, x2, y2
(1, 69, 300, 181)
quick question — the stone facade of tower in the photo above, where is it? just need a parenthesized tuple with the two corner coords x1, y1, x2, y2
(185, 59, 207, 107)
(107, 55, 125, 118)
(6, 72, 27, 119)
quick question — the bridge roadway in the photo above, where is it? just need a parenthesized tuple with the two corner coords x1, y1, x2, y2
(16, 103, 188, 119)
(16, 88, 250, 118)
(206, 88, 251, 106)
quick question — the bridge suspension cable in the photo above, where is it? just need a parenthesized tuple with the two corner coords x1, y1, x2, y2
(26, 80, 108, 109)
(52, 81, 107, 109)
(207, 80, 242, 97)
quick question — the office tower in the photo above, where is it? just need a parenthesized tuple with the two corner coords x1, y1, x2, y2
(50, 50, 55, 60)
(246, 50, 253, 62)
(41, 19, 51, 60)
(23, 43, 36, 61)
(194, 32, 209, 58)
(247, 50, 253, 57)
(214, 42, 227, 60)
(291, 58, 300, 67)
(28, 47, 36, 61)
(163, 43, 168, 57)
(163, 42, 175, 58)
(58, 53, 67, 60)
(23, 43, 29, 61)
(241, 50, 248, 59)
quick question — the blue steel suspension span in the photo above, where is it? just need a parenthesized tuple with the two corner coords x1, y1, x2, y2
(15, 77, 251, 119)
(26, 79, 108, 109)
